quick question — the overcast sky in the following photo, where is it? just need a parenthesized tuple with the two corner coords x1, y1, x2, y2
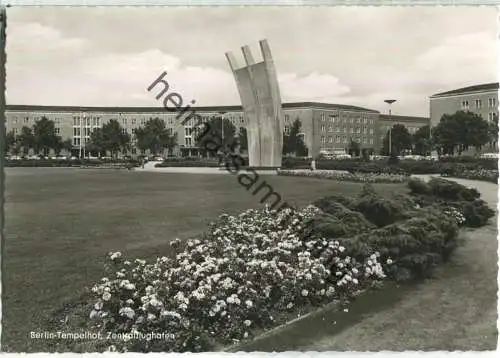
(6, 6, 498, 116)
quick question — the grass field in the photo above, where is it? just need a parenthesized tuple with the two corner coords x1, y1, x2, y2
(2, 167, 409, 352)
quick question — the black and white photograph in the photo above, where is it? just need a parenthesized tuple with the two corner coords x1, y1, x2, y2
(0, 4, 498, 353)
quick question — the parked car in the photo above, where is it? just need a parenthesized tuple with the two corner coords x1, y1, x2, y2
(480, 153, 499, 159)
(8, 155, 22, 160)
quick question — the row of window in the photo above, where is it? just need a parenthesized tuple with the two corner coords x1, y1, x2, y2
(321, 115, 374, 125)
(321, 125, 374, 134)
(461, 98, 497, 110)
(321, 135, 374, 145)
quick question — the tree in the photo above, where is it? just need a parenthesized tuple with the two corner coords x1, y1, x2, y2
(283, 118, 308, 157)
(33, 117, 60, 156)
(134, 118, 177, 156)
(18, 126, 35, 155)
(195, 116, 237, 156)
(88, 127, 106, 156)
(380, 124, 412, 156)
(52, 137, 72, 156)
(4, 130, 16, 154)
(412, 125, 432, 156)
(101, 119, 131, 158)
(433, 111, 490, 155)
(238, 127, 248, 154)
(348, 139, 360, 157)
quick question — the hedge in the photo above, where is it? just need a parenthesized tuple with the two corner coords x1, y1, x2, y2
(4, 159, 141, 168)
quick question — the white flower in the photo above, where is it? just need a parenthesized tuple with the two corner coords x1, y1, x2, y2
(109, 251, 122, 260)
(245, 300, 253, 308)
(94, 301, 103, 310)
(102, 292, 111, 301)
(243, 320, 252, 327)
(89, 310, 99, 319)
(338, 246, 345, 253)
(386, 258, 393, 265)
(286, 302, 294, 309)
(119, 306, 135, 319)
(301, 289, 309, 297)
(243, 332, 249, 338)
(352, 278, 359, 285)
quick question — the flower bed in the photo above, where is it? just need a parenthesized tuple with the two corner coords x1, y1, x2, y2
(278, 169, 408, 183)
(87, 206, 389, 352)
(441, 169, 498, 183)
(74, 179, 494, 353)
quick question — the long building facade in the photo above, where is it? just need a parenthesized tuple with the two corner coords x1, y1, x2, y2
(430, 82, 499, 127)
(5, 102, 429, 158)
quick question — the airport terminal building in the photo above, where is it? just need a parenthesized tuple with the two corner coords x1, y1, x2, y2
(5, 102, 429, 158)
(430, 82, 499, 127)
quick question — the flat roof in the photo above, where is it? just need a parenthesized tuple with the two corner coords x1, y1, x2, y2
(379, 114, 429, 122)
(5, 102, 379, 114)
(431, 82, 499, 98)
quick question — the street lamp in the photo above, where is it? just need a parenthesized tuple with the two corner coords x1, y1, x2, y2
(219, 111, 227, 151)
(384, 99, 397, 156)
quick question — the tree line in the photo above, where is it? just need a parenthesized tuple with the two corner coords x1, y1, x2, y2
(4, 117, 179, 158)
(379, 110, 498, 157)
(6, 110, 495, 159)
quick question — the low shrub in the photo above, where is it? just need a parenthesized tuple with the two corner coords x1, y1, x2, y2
(155, 161, 220, 168)
(278, 170, 408, 183)
(353, 194, 409, 228)
(338, 208, 460, 281)
(456, 199, 496, 228)
(427, 177, 481, 202)
(4, 159, 141, 168)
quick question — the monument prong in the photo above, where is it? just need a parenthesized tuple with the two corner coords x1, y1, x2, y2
(241, 45, 256, 66)
(225, 52, 239, 72)
(259, 39, 273, 63)
(226, 39, 284, 169)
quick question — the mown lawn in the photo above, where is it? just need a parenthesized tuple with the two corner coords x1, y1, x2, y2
(2, 167, 408, 352)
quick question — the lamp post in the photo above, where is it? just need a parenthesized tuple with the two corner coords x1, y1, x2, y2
(384, 99, 397, 156)
(219, 111, 227, 151)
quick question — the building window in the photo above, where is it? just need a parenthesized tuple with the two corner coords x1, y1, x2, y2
(284, 125, 290, 135)
(13, 128, 18, 135)
(369, 139, 374, 144)
(350, 128, 354, 133)
(185, 137, 192, 147)
(362, 137, 367, 144)
(342, 135, 347, 143)
(328, 136, 333, 143)
(461, 100, 469, 109)
(321, 113, 326, 121)
(141, 119, 145, 125)
(363, 128, 367, 134)
(12, 119, 17, 124)
(131, 118, 136, 125)
(488, 112, 498, 121)
(320, 136, 326, 143)
(320, 125, 326, 132)
(284, 114, 290, 123)
(24, 117, 29, 124)
(55, 128, 60, 135)
(369, 128, 374, 134)
(73, 127, 81, 136)
(328, 125, 333, 132)
(489, 98, 496, 108)
(335, 135, 341, 143)
(475, 99, 482, 109)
